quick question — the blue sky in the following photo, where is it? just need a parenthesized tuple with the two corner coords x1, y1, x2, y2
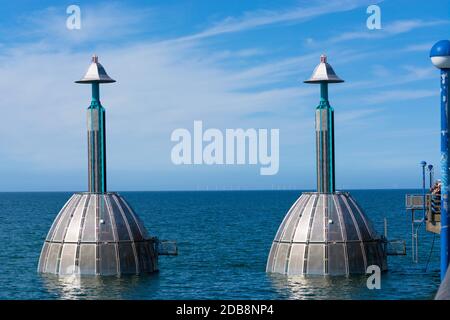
(0, 0, 448, 191)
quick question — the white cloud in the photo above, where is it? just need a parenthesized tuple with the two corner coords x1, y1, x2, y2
(175, 0, 375, 42)
(6, 3, 154, 44)
(0, 39, 320, 177)
(336, 108, 381, 124)
(345, 65, 436, 92)
(363, 89, 436, 104)
(0, 1, 441, 190)
(402, 43, 434, 53)
(330, 19, 449, 43)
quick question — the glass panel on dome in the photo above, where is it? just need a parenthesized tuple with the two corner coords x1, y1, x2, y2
(337, 196, 359, 241)
(287, 244, 305, 274)
(306, 244, 325, 274)
(46, 196, 78, 241)
(108, 196, 130, 241)
(274, 198, 301, 241)
(273, 243, 289, 273)
(346, 242, 366, 273)
(346, 198, 371, 241)
(118, 197, 150, 239)
(46, 243, 61, 274)
(281, 207, 302, 242)
(53, 201, 78, 241)
(310, 195, 325, 242)
(274, 207, 295, 241)
(279, 196, 308, 242)
(119, 243, 137, 274)
(292, 195, 317, 242)
(79, 244, 96, 275)
(349, 195, 378, 237)
(136, 242, 151, 272)
(327, 196, 343, 241)
(65, 195, 88, 242)
(98, 196, 115, 241)
(364, 242, 378, 268)
(82, 195, 97, 242)
(38, 242, 49, 272)
(266, 244, 277, 271)
(99, 243, 117, 275)
(113, 195, 142, 241)
(328, 243, 346, 275)
(59, 244, 77, 275)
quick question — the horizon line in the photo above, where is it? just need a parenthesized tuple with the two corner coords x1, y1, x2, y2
(0, 187, 425, 193)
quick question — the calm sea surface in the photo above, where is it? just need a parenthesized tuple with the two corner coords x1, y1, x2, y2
(0, 190, 441, 300)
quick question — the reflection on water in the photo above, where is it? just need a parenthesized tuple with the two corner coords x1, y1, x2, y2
(41, 273, 161, 299)
(268, 273, 376, 300)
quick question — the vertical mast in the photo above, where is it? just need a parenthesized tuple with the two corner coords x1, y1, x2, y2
(315, 81, 335, 193)
(87, 82, 107, 193)
(430, 40, 450, 280)
(305, 55, 343, 193)
(440, 68, 449, 279)
(76, 55, 116, 193)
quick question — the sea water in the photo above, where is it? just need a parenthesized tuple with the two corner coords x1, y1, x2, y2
(0, 190, 440, 299)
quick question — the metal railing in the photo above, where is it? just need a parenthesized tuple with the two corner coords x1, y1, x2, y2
(155, 239, 178, 256)
(405, 194, 426, 210)
(406, 193, 441, 262)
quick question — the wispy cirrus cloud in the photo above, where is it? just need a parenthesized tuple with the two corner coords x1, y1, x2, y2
(5, 3, 154, 45)
(329, 19, 449, 43)
(347, 65, 436, 91)
(176, 0, 377, 42)
(336, 108, 381, 124)
(401, 42, 434, 53)
(5, 0, 376, 48)
(0, 0, 444, 190)
(363, 89, 436, 104)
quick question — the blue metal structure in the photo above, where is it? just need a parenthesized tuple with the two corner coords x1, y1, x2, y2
(430, 40, 450, 280)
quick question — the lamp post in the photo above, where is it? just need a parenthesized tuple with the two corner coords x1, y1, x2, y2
(421, 161, 427, 222)
(428, 164, 434, 189)
(430, 40, 450, 280)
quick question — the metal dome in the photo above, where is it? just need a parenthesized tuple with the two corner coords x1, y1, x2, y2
(38, 192, 158, 276)
(267, 192, 387, 275)
(75, 55, 116, 84)
(304, 55, 344, 84)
